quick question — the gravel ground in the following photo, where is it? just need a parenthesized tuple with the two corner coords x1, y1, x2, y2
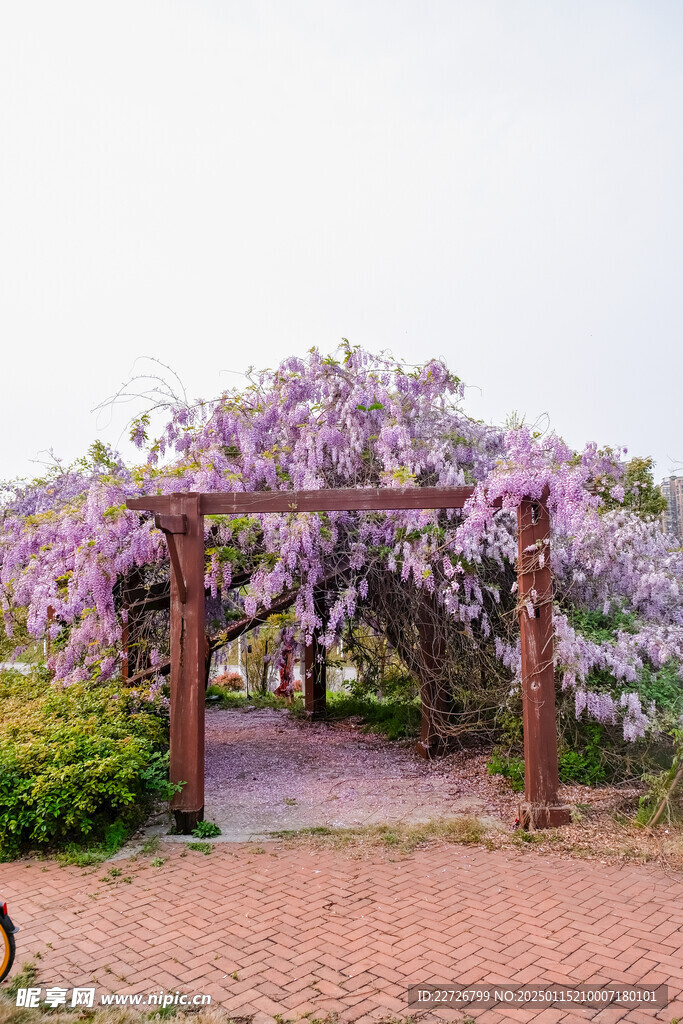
(201, 707, 517, 839)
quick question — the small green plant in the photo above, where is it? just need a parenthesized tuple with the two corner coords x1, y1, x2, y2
(204, 689, 304, 712)
(150, 857, 165, 867)
(191, 820, 222, 839)
(487, 752, 525, 792)
(636, 726, 683, 826)
(511, 828, 542, 845)
(187, 841, 213, 855)
(141, 835, 161, 855)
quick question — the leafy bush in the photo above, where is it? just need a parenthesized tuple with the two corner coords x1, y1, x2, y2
(343, 664, 419, 705)
(637, 726, 683, 826)
(211, 671, 244, 691)
(0, 669, 172, 859)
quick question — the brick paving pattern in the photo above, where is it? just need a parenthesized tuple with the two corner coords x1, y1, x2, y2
(2, 840, 682, 1023)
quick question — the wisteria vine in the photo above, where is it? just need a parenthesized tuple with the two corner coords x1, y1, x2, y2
(1, 344, 681, 742)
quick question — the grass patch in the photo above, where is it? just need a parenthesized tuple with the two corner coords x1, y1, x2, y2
(205, 686, 420, 742)
(5, 962, 38, 998)
(186, 842, 213, 855)
(270, 816, 490, 853)
(205, 686, 421, 741)
(511, 828, 543, 846)
(55, 816, 145, 866)
(0, 1002, 416, 1024)
(323, 692, 421, 741)
(266, 812, 683, 871)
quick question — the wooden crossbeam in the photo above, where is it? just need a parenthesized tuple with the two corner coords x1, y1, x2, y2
(127, 485, 489, 516)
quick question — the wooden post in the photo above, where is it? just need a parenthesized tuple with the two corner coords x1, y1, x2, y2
(517, 496, 570, 829)
(304, 588, 327, 718)
(159, 494, 206, 834)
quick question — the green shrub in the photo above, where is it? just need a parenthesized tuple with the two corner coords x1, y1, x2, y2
(0, 669, 172, 859)
(558, 747, 607, 786)
(343, 664, 419, 705)
(636, 727, 683, 825)
(488, 742, 608, 791)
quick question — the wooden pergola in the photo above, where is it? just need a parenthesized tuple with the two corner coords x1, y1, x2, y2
(126, 487, 570, 832)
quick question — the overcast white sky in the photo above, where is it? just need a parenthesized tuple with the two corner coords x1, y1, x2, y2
(1, 0, 682, 483)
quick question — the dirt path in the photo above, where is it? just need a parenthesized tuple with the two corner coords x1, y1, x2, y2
(201, 707, 516, 839)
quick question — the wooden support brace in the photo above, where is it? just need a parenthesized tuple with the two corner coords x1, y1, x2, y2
(154, 513, 188, 603)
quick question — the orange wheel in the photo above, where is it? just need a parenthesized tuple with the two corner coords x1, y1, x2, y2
(0, 922, 15, 983)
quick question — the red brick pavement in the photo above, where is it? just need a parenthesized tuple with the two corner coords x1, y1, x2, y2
(1, 841, 681, 1023)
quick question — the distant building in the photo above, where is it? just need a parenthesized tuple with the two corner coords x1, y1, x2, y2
(660, 475, 683, 539)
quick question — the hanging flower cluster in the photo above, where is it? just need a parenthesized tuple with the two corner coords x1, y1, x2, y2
(1, 344, 680, 741)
